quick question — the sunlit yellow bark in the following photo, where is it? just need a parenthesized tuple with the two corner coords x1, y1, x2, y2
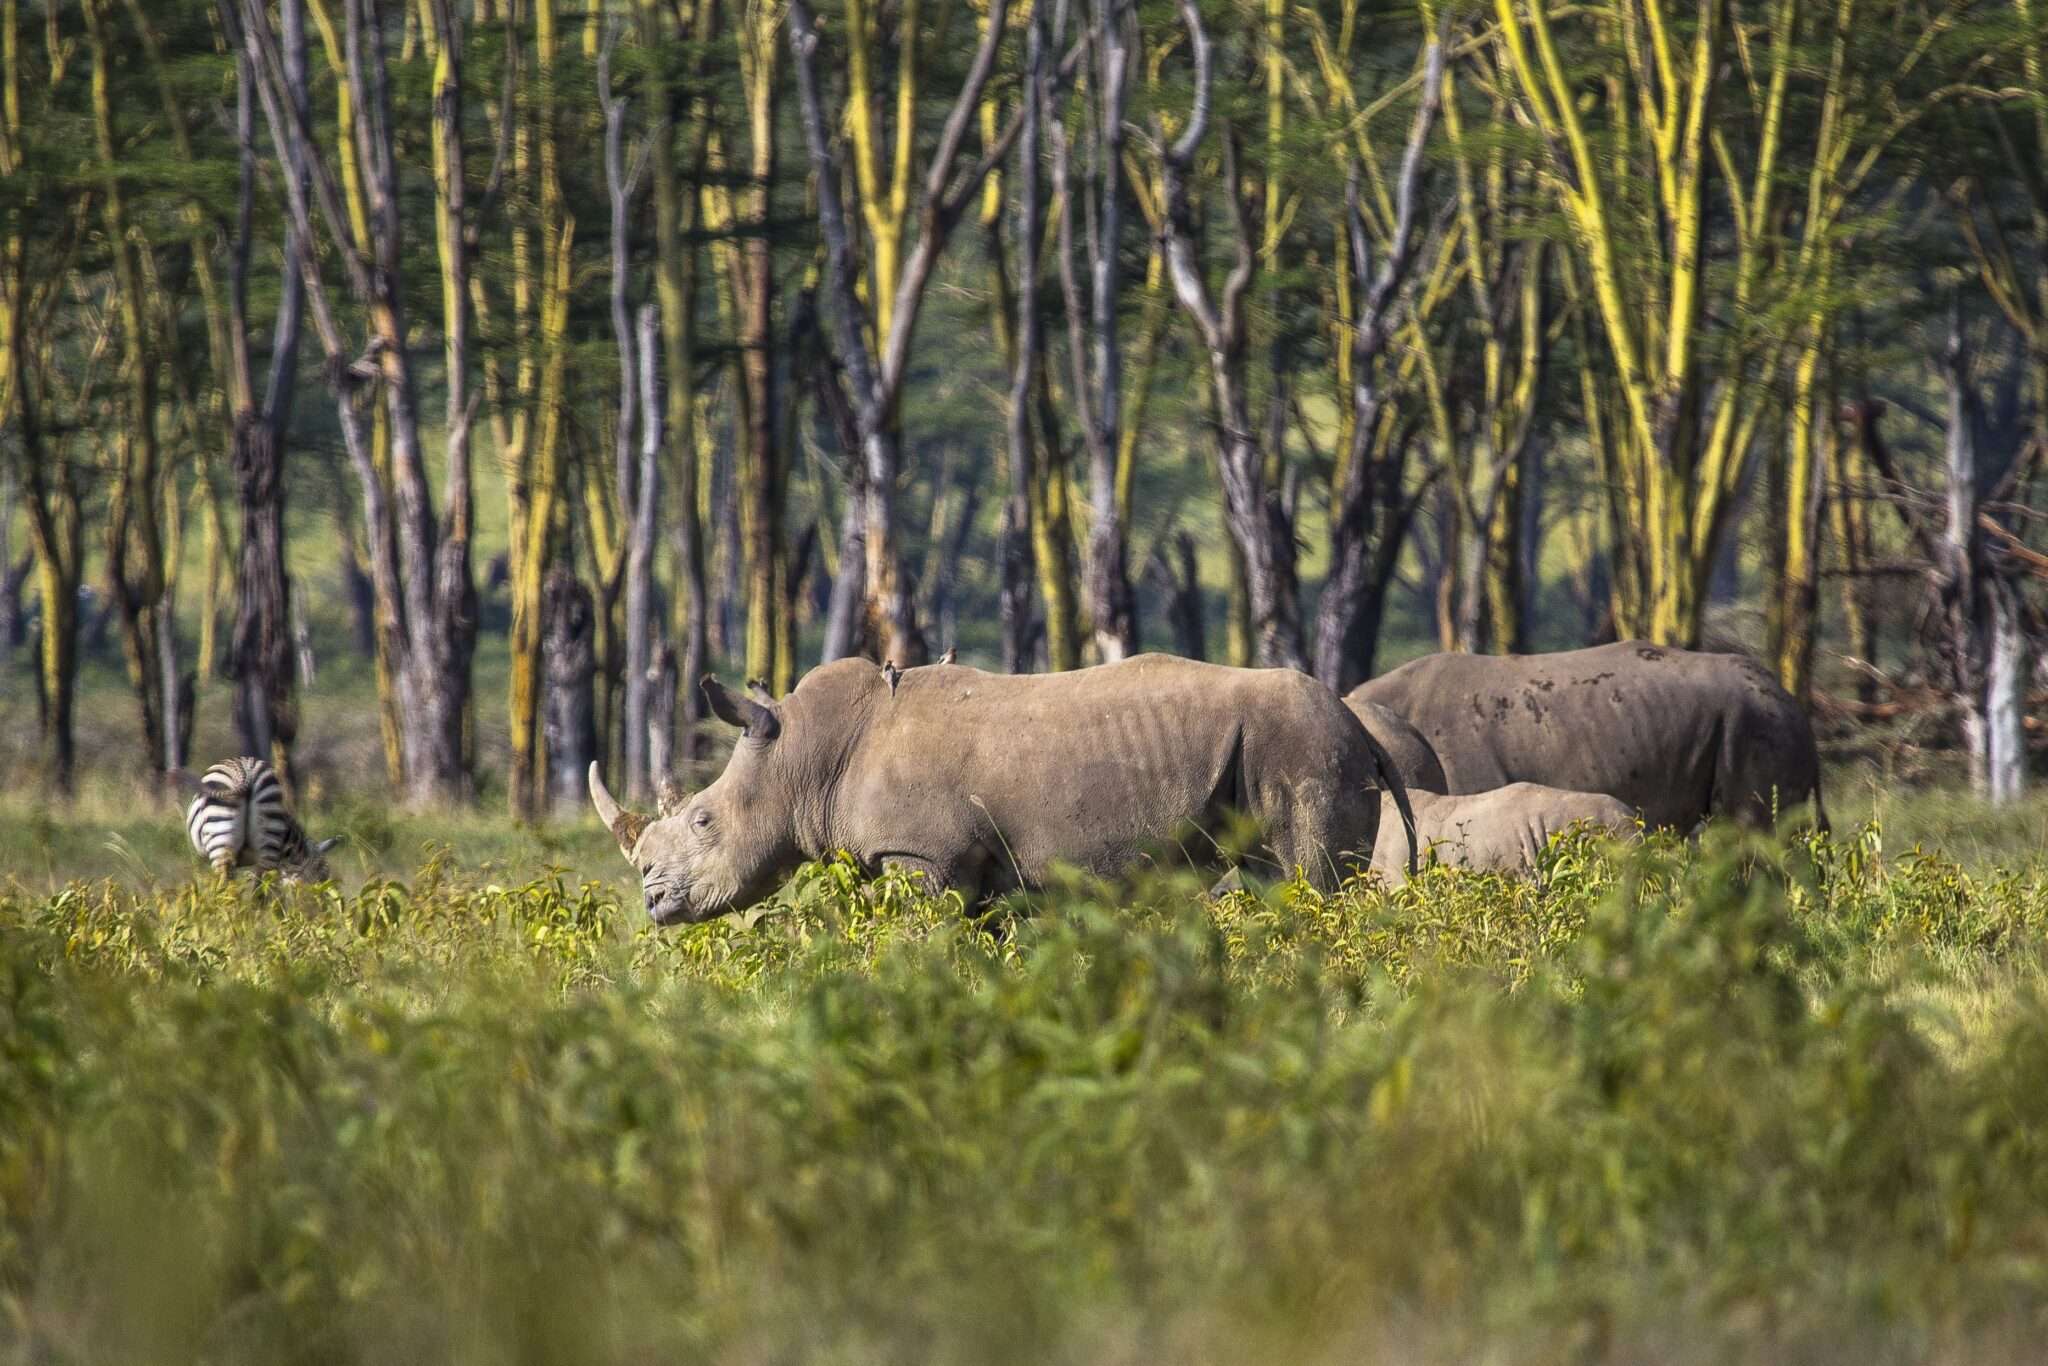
(509, 0, 575, 819)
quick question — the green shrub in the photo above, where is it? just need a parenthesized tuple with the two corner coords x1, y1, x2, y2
(1, 824, 2046, 1364)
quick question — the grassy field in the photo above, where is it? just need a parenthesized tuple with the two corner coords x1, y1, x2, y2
(4, 797, 2048, 1364)
(6, 586, 2046, 1363)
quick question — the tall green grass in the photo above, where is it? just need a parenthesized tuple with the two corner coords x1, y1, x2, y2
(4, 823, 2048, 1364)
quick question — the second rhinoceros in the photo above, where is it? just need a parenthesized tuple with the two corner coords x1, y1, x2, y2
(1369, 782, 1638, 885)
(1347, 642, 1827, 831)
(592, 654, 1415, 924)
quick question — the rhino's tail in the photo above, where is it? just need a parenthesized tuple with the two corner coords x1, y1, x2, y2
(1358, 727, 1419, 879)
(1801, 721, 1831, 836)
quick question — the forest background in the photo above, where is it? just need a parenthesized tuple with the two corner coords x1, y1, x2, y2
(1, 0, 2045, 828)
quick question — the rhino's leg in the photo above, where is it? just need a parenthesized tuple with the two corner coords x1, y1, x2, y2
(877, 852, 969, 900)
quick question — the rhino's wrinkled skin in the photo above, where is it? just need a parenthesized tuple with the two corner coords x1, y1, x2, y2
(1369, 783, 1637, 885)
(1346, 641, 1827, 831)
(594, 654, 1408, 925)
(1345, 699, 1449, 793)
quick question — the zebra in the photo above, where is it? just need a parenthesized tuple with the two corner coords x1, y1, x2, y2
(183, 757, 339, 883)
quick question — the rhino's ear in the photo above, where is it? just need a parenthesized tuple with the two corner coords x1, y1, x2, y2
(588, 762, 652, 857)
(702, 676, 781, 741)
(745, 678, 775, 706)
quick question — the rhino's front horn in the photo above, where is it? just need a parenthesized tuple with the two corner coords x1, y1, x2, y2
(588, 762, 652, 857)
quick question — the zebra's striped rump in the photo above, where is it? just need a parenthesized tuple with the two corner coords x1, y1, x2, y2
(184, 757, 337, 883)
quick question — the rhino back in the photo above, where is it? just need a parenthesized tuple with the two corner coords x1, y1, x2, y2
(1373, 782, 1634, 882)
(829, 655, 1378, 882)
(1348, 643, 1759, 827)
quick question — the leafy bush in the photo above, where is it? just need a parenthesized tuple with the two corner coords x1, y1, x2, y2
(2, 823, 2046, 1364)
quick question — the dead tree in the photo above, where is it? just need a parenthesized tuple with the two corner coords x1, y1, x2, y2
(1311, 31, 1445, 690)
(786, 0, 1017, 666)
(1152, 0, 1302, 669)
(1844, 328, 2031, 803)
(1933, 311, 2028, 800)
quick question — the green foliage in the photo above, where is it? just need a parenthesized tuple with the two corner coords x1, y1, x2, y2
(3, 825, 2047, 1363)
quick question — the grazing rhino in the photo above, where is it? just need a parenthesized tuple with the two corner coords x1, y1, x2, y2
(1346, 642, 1828, 831)
(592, 654, 1418, 925)
(1369, 782, 1637, 886)
(1344, 699, 1449, 794)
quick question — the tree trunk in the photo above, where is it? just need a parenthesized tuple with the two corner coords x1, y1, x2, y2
(1145, 529, 1205, 660)
(639, 0, 711, 762)
(1938, 313, 2027, 802)
(1509, 436, 1546, 652)
(1028, 393, 1081, 671)
(733, 5, 785, 694)
(623, 304, 660, 801)
(36, 551, 79, 793)
(1483, 446, 1528, 654)
(821, 482, 868, 664)
(88, 0, 174, 771)
(0, 469, 20, 654)
(920, 459, 981, 650)
(1003, 6, 1047, 671)
(158, 595, 194, 772)
(1064, 0, 1138, 662)
(646, 639, 678, 807)
(224, 0, 306, 787)
(1154, 3, 1304, 669)
(0, 551, 25, 654)
(1772, 388, 1829, 702)
(998, 500, 1037, 672)
(509, 0, 575, 816)
(542, 562, 597, 813)
(1451, 495, 1487, 653)
(786, 0, 1014, 669)
(1311, 40, 1442, 688)
(1982, 577, 2026, 802)
(1205, 287, 1304, 668)
(1829, 403, 1878, 703)
(18, 390, 83, 794)
(715, 431, 743, 661)
(598, 36, 659, 802)
(235, 0, 473, 803)
(230, 415, 296, 774)
(338, 528, 377, 657)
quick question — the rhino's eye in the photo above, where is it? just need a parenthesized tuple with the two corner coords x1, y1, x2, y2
(692, 810, 712, 832)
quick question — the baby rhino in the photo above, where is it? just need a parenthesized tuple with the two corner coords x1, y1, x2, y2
(1370, 782, 1636, 886)
(592, 654, 1414, 924)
